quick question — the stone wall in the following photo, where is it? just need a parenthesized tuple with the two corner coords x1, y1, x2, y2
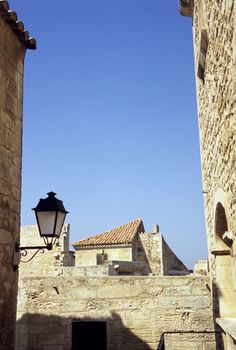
(0, 14, 27, 350)
(20, 225, 189, 277)
(161, 236, 189, 275)
(192, 0, 236, 326)
(194, 259, 209, 275)
(75, 245, 133, 266)
(137, 232, 161, 274)
(16, 275, 216, 350)
(192, 0, 236, 280)
(19, 225, 74, 276)
(180, 0, 236, 347)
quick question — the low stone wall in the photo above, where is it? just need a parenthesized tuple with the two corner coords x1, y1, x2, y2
(16, 275, 216, 350)
(64, 264, 111, 276)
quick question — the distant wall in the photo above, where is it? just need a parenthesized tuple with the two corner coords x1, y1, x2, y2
(75, 246, 133, 266)
(194, 260, 209, 276)
(161, 235, 189, 275)
(20, 226, 189, 278)
(0, 14, 27, 350)
(16, 275, 215, 350)
(19, 225, 74, 276)
(137, 232, 162, 274)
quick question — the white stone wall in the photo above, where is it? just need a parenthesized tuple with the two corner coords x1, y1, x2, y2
(75, 245, 133, 266)
(16, 275, 216, 350)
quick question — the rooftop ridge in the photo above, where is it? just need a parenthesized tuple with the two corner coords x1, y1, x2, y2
(73, 219, 144, 248)
(0, 1, 36, 49)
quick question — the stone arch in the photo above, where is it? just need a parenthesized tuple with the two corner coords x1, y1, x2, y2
(214, 201, 235, 318)
(214, 188, 233, 247)
(215, 202, 232, 249)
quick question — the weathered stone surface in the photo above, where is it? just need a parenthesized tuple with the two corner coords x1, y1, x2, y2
(18, 225, 74, 276)
(0, 12, 27, 350)
(16, 275, 215, 350)
(183, 0, 236, 347)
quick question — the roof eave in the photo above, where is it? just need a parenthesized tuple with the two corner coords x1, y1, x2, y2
(0, 1, 37, 50)
(179, 0, 193, 17)
(73, 242, 132, 250)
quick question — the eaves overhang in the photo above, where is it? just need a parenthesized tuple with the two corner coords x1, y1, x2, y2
(0, 0, 36, 49)
(73, 243, 133, 251)
(179, 0, 193, 17)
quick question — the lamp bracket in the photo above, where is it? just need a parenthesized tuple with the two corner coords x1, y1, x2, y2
(13, 243, 53, 271)
(16, 243, 53, 252)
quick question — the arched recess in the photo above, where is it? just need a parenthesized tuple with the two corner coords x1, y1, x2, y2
(215, 202, 232, 249)
(214, 202, 235, 318)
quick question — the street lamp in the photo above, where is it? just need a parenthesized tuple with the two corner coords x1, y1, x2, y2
(33, 191, 68, 249)
(13, 192, 68, 270)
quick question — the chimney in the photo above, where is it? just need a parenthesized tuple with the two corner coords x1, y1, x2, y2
(153, 224, 159, 233)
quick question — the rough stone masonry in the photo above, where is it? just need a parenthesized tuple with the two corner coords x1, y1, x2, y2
(17, 275, 215, 350)
(0, 2, 36, 349)
(180, 0, 236, 348)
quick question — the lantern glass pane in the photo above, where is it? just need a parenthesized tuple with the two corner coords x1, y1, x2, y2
(37, 211, 56, 237)
(54, 211, 66, 238)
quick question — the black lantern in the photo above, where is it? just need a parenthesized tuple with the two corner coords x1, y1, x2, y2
(33, 191, 68, 247)
(13, 191, 69, 271)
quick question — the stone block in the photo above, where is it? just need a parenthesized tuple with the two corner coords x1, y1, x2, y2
(97, 284, 124, 298)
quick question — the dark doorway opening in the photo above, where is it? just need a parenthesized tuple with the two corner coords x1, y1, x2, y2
(72, 321, 107, 350)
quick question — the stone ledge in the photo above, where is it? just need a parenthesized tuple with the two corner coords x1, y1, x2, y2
(216, 318, 236, 341)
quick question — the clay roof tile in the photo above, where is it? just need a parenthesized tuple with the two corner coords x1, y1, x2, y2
(0, 1, 36, 49)
(73, 219, 144, 249)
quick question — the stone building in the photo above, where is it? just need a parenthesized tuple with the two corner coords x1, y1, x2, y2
(18, 220, 190, 278)
(0, 1, 36, 349)
(17, 220, 215, 350)
(72, 219, 189, 276)
(180, 0, 236, 348)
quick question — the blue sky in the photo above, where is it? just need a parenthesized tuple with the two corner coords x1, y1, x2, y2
(11, 0, 208, 268)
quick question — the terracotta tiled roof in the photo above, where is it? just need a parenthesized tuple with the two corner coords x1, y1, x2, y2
(0, 1, 36, 49)
(73, 219, 145, 249)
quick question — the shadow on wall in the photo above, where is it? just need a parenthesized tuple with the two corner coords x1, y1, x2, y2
(212, 281, 224, 350)
(16, 312, 152, 350)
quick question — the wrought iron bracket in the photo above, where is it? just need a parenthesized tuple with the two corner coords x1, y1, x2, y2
(13, 243, 53, 271)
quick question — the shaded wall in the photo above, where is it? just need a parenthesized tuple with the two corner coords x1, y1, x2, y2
(0, 15, 26, 350)
(161, 235, 189, 275)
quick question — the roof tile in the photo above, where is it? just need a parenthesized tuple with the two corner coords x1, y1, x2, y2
(0, 1, 36, 49)
(73, 219, 144, 249)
